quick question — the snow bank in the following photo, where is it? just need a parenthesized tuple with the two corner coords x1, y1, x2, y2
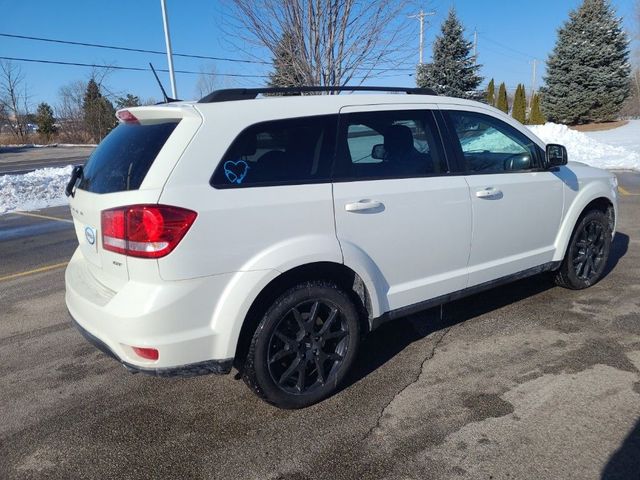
(528, 123, 640, 171)
(0, 166, 72, 214)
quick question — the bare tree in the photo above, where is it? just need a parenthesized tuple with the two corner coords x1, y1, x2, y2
(56, 80, 90, 143)
(0, 61, 31, 142)
(226, 0, 414, 88)
(194, 64, 220, 98)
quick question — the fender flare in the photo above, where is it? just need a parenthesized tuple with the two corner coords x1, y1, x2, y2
(552, 183, 616, 262)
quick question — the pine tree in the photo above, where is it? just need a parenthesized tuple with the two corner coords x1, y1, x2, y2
(268, 31, 306, 90)
(541, 0, 630, 124)
(83, 78, 115, 142)
(496, 82, 509, 113)
(416, 8, 483, 99)
(486, 78, 495, 106)
(115, 93, 141, 109)
(528, 93, 546, 124)
(512, 84, 527, 123)
(35, 102, 57, 142)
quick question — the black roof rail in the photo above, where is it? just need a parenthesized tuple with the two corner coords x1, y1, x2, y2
(198, 86, 437, 103)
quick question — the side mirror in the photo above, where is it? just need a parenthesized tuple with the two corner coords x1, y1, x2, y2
(546, 144, 568, 167)
(371, 144, 386, 160)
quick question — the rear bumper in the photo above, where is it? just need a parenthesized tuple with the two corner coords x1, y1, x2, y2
(65, 248, 241, 374)
(69, 313, 232, 376)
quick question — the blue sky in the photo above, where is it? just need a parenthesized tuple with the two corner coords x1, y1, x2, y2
(0, 0, 637, 107)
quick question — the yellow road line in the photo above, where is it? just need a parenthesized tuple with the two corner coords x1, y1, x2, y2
(618, 186, 640, 196)
(12, 211, 74, 224)
(0, 262, 68, 282)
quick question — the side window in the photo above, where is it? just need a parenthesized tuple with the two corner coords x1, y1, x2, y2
(211, 115, 336, 188)
(334, 110, 447, 181)
(447, 111, 540, 173)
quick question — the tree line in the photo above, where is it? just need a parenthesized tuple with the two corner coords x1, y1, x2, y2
(0, 62, 144, 144)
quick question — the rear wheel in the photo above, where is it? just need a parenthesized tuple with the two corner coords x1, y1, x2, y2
(242, 281, 360, 408)
(554, 209, 612, 289)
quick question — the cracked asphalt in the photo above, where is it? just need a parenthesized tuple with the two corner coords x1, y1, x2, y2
(0, 175, 639, 479)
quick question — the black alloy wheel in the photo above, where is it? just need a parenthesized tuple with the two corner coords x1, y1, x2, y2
(242, 281, 360, 408)
(572, 219, 607, 281)
(555, 209, 612, 290)
(267, 299, 349, 394)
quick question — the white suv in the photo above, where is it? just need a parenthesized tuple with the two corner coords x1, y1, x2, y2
(65, 86, 618, 408)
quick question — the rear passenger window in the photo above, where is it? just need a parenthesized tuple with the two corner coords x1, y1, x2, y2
(447, 111, 540, 173)
(334, 110, 447, 181)
(211, 115, 336, 188)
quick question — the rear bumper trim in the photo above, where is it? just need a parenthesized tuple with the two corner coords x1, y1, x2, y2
(69, 313, 233, 377)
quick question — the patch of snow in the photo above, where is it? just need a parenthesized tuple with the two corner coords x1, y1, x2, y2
(0, 166, 72, 214)
(461, 128, 525, 153)
(528, 122, 640, 171)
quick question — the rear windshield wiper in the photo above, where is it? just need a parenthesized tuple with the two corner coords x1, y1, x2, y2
(65, 165, 84, 198)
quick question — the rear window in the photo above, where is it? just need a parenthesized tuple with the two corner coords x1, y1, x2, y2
(78, 121, 179, 194)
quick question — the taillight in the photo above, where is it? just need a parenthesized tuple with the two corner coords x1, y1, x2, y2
(101, 205, 197, 258)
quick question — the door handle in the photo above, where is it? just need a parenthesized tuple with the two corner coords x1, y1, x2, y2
(475, 187, 503, 199)
(345, 199, 384, 212)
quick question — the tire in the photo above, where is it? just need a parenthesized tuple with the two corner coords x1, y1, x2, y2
(242, 281, 360, 409)
(554, 209, 612, 290)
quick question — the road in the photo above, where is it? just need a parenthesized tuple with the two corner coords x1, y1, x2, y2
(0, 146, 92, 175)
(0, 174, 639, 479)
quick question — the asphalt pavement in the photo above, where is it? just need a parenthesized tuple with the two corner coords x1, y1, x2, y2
(0, 146, 92, 175)
(0, 174, 639, 480)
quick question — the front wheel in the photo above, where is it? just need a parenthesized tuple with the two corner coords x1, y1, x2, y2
(554, 209, 612, 289)
(242, 281, 360, 409)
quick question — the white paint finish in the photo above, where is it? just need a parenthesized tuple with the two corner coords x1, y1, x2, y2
(157, 183, 341, 280)
(465, 171, 564, 285)
(333, 177, 472, 311)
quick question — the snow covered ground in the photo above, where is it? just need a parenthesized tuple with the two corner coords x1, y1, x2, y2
(0, 166, 72, 214)
(528, 120, 640, 171)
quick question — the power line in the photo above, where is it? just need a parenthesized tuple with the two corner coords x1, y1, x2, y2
(479, 34, 538, 60)
(0, 32, 417, 73)
(0, 56, 407, 81)
(0, 56, 269, 78)
(0, 32, 270, 65)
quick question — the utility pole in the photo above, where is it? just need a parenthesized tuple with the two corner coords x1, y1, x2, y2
(529, 58, 537, 107)
(409, 9, 436, 64)
(160, 0, 178, 99)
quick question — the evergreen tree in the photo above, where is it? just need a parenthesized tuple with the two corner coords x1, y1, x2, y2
(83, 78, 116, 142)
(35, 102, 57, 142)
(528, 93, 546, 124)
(512, 84, 527, 123)
(486, 78, 495, 106)
(416, 8, 483, 99)
(496, 82, 509, 113)
(115, 93, 141, 109)
(268, 31, 306, 90)
(541, 0, 630, 124)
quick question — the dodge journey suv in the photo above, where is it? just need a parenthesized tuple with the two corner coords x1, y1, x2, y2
(65, 86, 618, 408)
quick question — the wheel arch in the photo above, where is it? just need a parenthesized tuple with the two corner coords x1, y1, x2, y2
(233, 261, 375, 368)
(553, 190, 616, 262)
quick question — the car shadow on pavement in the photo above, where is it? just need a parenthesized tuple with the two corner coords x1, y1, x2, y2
(601, 418, 640, 479)
(343, 231, 630, 391)
(603, 232, 629, 277)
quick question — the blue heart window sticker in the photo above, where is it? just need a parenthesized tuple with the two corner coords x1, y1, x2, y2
(224, 160, 250, 184)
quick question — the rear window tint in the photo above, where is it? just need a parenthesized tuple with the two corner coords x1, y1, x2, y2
(78, 121, 179, 194)
(211, 115, 336, 188)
